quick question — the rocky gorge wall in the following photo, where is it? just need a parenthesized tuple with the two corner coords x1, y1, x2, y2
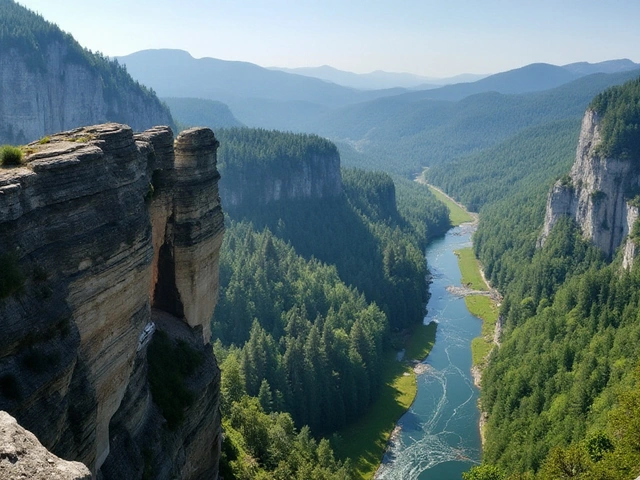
(0, 42, 174, 145)
(220, 151, 343, 210)
(540, 109, 640, 267)
(0, 123, 223, 478)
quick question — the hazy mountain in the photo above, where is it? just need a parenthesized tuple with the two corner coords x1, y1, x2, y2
(270, 65, 490, 90)
(269, 65, 436, 90)
(389, 63, 582, 103)
(562, 58, 639, 76)
(313, 69, 640, 176)
(162, 97, 244, 130)
(116, 49, 408, 127)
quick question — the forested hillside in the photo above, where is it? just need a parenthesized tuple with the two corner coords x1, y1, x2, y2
(459, 77, 640, 479)
(211, 128, 449, 478)
(319, 69, 640, 176)
(426, 119, 581, 212)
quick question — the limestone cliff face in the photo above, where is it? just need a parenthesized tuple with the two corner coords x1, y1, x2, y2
(220, 151, 342, 209)
(540, 110, 640, 266)
(0, 42, 174, 144)
(0, 123, 223, 478)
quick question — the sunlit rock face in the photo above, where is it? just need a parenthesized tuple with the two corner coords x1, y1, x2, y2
(0, 43, 173, 145)
(540, 110, 640, 267)
(0, 123, 223, 478)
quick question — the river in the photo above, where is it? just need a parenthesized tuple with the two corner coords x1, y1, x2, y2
(375, 222, 483, 480)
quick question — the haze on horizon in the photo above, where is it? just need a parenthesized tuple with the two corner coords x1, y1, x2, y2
(16, 0, 640, 78)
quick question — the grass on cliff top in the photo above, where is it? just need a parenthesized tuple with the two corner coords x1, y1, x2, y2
(332, 321, 437, 479)
(455, 247, 488, 291)
(465, 296, 499, 366)
(427, 185, 473, 226)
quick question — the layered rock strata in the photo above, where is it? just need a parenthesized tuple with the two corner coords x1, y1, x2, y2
(0, 123, 223, 478)
(540, 110, 640, 267)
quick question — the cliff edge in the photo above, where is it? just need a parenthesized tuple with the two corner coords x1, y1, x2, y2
(0, 123, 224, 478)
(540, 109, 640, 267)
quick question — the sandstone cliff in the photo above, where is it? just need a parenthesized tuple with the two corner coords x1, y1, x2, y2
(540, 109, 640, 267)
(0, 123, 223, 478)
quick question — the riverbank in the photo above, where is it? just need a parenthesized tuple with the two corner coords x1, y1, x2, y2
(452, 231, 501, 446)
(332, 321, 437, 480)
(416, 177, 475, 226)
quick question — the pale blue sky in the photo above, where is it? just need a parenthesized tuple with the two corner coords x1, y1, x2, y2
(16, 0, 640, 77)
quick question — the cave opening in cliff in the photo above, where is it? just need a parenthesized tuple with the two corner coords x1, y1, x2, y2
(153, 241, 185, 318)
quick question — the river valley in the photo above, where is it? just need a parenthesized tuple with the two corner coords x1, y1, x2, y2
(375, 222, 483, 479)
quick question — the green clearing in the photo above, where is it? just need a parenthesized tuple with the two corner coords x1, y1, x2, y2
(465, 295, 499, 366)
(427, 185, 473, 226)
(332, 322, 437, 479)
(455, 247, 488, 291)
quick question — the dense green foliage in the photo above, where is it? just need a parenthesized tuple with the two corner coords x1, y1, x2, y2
(427, 119, 581, 212)
(217, 129, 449, 331)
(220, 396, 352, 480)
(162, 97, 244, 131)
(217, 127, 338, 175)
(0, 145, 23, 166)
(589, 76, 640, 160)
(147, 331, 203, 430)
(213, 222, 388, 433)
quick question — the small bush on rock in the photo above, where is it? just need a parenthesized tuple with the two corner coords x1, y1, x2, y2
(0, 145, 24, 166)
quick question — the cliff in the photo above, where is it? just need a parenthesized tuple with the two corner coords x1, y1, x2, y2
(221, 151, 342, 209)
(540, 109, 640, 267)
(0, 1, 174, 145)
(0, 123, 224, 478)
(216, 128, 342, 212)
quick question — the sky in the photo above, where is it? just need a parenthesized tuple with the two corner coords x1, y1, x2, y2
(15, 0, 640, 78)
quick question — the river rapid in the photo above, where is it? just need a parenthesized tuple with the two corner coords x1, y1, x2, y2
(375, 222, 482, 480)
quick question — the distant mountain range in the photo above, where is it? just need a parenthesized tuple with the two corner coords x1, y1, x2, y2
(117, 50, 639, 133)
(268, 65, 488, 90)
(271, 60, 639, 91)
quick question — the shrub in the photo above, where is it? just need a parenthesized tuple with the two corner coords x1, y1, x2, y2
(0, 145, 23, 166)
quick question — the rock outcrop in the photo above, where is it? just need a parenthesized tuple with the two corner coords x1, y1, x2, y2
(0, 32, 173, 144)
(220, 151, 342, 210)
(0, 410, 91, 480)
(540, 110, 640, 267)
(0, 123, 223, 478)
